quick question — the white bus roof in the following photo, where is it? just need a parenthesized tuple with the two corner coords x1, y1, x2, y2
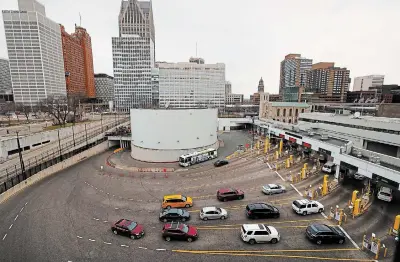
(180, 148, 216, 158)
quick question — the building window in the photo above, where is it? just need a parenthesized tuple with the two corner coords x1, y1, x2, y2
(295, 108, 299, 116)
(288, 119, 292, 124)
(301, 109, 305, 113)
(277, 108, 280, 116)
(283, 119, 286, 123)
(289, 108, 292, 116)
(283, 108, 286, 117)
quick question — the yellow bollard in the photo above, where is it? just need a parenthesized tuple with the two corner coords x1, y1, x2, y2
(256, 140, 260, 149)
(353, 199, 361, 217)
(264, 138, 269, 154)
(351, 190, 359, 204)
(322, 175, 329, 196)
(279, 140, 283, 155)
(339, 209, 344, 225)
(301, 168, 306, 180)
(286, 159, 290, 168)
(361, 235, 366, 250)
(375, 239, 381, 260)
(275, 151, 279, 160)
(303, 163, 308, 170)
(289, 155, 293, 164)
(393, 215, 400, 234)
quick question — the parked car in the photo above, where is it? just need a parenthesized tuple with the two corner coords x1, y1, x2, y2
(292, 199, 324, 215)
(262, 184, 286, 195)
(322, 161, 336, 174)
(353, 173, 366, 180)
(200, 206, 228, 220)
(214, 160, 229, 167)
(162, 222, 198, 242)
(240, 224, 280, 244)
(217, 188, 244, 202)
(306, 223, 345, 245)
(377, 186, 393, 202)
(162, 194, 193, 209)
(246, 203, 280, 219)
(159, 208, 190, 222)
(111, 219, 145, 239)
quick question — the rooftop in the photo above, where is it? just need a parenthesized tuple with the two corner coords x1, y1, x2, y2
(269, 102, 310, 108)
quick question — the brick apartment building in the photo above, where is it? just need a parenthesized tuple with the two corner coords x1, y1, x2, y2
(61, 25, 95, 98)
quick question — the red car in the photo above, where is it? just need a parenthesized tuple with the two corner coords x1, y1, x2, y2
(111, 219, 144, 239)
(217, 188, 245, 202)
(162, 222, 198, 242)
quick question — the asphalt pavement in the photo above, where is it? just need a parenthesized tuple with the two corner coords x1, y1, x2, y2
(0, 131, 394, 262)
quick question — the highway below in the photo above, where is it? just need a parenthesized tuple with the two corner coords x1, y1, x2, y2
(0, 131, 393, 262)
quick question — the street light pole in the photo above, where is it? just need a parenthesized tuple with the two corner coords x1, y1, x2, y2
(100, 113, 103, 132)
(57, 129, 62, 161)
(252, 117, 255, 149)
(85, 124, 88, 149)
(72, 125, 76, 147)
(15, 131, 26, 179)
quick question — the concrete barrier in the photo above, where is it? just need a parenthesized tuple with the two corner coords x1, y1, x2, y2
(0, 141, 109, 204)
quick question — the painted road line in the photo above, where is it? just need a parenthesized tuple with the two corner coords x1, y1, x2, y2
(290, 183, 304, 196)
(14, 215, 18, 221)
(138, 247, 148, 250)
(191, 194, 215, 199)
(2, 234, 7, 240)
(194, 218, 326, 228)
(172, 248, 360, 253)
(156, 249, 167, 251)
(93, 218, 100, 221)
(88, 239, 96, 242)
(76, 236, 83, 239)
(120, 244, 129, 247)
(103, 242, 112, 245)
(25, 202, 28, 206)
(103, 221, 108, 223)
(197, 225, 309, 230)
(267, 163, 272, 169)
(9, 224, 13, 230)
(173, 252, 376, 261)
(20, 207, 24, 213)
(275, 171, 286, 182)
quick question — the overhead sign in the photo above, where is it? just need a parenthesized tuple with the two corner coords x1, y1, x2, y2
(302, 142, 311, 148)
(289, 137, 296, 143)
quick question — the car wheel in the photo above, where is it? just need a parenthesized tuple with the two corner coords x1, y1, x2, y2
(203, 217, 208, 221)
(273, 214, 279, 218)
(220, 216, 225, 220)
(316, 240, 322, 245)
(282, 190, 286, 193)
(163, 218, 168, 223)
(238, 196, 243, 200)
(187, 237, 193, 242)
(223, 198, 227, 202)
(338, 239, 345, 244)
(302, 211, 307, 216)
(248, 239, 256, 245)
(270, 238, 278, 244)
(166, 206, 171, 209)
(130, 235, 136, 240)
(181, 218, 186, 222)
(185, 204, 190, 208)
(165, 236, 171, 242)
(113, 230, 118, 235)
(318, 208, 323, 213)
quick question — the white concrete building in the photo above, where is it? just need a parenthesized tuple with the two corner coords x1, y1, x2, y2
(130, 108, 219, 162)
(112, 0, 155, 112)
(352, 75, 384, 91)
(156, 59, 225, 109)
(0, 58, 12, 96)
(226, 93, 244, 105)
(2, 0, 66, 105)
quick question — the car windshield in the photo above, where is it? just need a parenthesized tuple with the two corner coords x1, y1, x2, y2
(264, 185, 270, 189)
(127, 221, 137, 231)
(309, 225, 318, 234)
(180, 224, 189, 233)
(217, 208, 222, 213)
(293, 201, 302, 208)
(380, 192, 391, 197)
(181, 196, 187, 202)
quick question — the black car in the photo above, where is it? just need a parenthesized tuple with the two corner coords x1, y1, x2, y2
(246, 203, 280, 219)
(159, 208, 190, 222)
(306, 224, 346, 245)
(214, 160, 229, 167)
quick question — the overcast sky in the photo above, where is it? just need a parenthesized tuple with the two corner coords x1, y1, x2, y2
(1, 0, 399, 97)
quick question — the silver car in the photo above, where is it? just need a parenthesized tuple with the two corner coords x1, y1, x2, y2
(262, 184, 286, 195)
(200, 207, 228, 220)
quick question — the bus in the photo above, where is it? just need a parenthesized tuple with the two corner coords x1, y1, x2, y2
(178, 148, 217, 167)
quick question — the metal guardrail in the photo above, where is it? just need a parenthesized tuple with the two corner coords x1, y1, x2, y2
(0, 118, 129, 194)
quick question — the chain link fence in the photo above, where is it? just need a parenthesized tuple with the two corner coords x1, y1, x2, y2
(0, 118, 129, 194)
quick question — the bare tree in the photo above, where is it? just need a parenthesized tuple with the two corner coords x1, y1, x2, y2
(40, 95, 77, 126)
(0, 102, 15, 126)
(15, 103, 35, 123)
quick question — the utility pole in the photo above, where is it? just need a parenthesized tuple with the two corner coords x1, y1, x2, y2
(85, 124, 88, 149)
(100, 113, 103, 132)
(252, 117, 255, 149)
(72, 125, 76, 147)
(57, 129, 62, 160)
(15, 131, 26, 179)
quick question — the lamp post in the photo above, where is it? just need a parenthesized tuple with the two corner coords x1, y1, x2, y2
(72, 125, 76, 147)
(57, 129, 62, 160)
(85, 124, 88, 149)
(15, 131, 26, 179)
(100, 112, 103, 132)
(252, 117, 255, 149)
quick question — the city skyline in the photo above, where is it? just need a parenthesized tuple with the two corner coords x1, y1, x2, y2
(0, 0, 399, 97)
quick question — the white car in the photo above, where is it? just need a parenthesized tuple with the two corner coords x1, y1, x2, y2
(377, 187, 393, 202)
(240, 224, 280, 245)
(199, 206, 228, 220)
(262, 184, 286, 195)
(292, 199, 324, 215)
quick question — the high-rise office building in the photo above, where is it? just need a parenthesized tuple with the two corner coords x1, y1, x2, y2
(61, 25, 95, 98)
(225, 81, 232, 95)
(156, 58, 225, 109)
(0, 58, 12, 97)
(2, 0, 66, 105)
(306, 62, 351, 103)
(353, 75, 384, 92)
(94, 73, 114, 102)
(112, 0, 155, 111)
(279, 54, 312, 102)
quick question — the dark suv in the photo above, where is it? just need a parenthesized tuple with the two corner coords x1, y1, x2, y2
(246, 203, 280, 219)
(159, 208, 190, 222)
(306, 223, 345, 245)
(162, 222, 198, 242)
(217, 188, 244, 202)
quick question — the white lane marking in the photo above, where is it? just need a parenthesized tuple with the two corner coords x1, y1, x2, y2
(76, 236, 83, 239)
(156, 249, 166, 251)
(290, 183, 304, 196)
(112, 195, 115, 197)
(25, 202, 28, 206)
(95, 187, 98, 190)
(88, 239, 96, 242)
(2, 234, 7, 240)
(338, 225, 360, 249)
(20, 207, 24, 213)
(275, 171, 285, 182)
(267, 163, 272, 169)
(138, 247, 147, 249)
(99, 190, 103, 192)
(9, 224, 13, 230)
(120, 244, 129, 247)
(107, 193, 110, 195)
(103, 242, 112, 245)
(115, 208, 119, 210)
(129, 198, 134, 201)
(14, 215, 18, 221)
(93, 218, 100, 221)
(103, 221, 108, 223)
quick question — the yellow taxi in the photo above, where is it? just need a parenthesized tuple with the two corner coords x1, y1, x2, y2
(162, 194, 193, 209)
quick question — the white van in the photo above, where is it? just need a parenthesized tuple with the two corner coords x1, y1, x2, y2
(377, 187, 393, 202)
(322, 161, 336, 174)
(292, 199, 324, 215)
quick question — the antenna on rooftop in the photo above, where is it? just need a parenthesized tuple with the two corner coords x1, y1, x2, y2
(79, 13, 82, 26)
